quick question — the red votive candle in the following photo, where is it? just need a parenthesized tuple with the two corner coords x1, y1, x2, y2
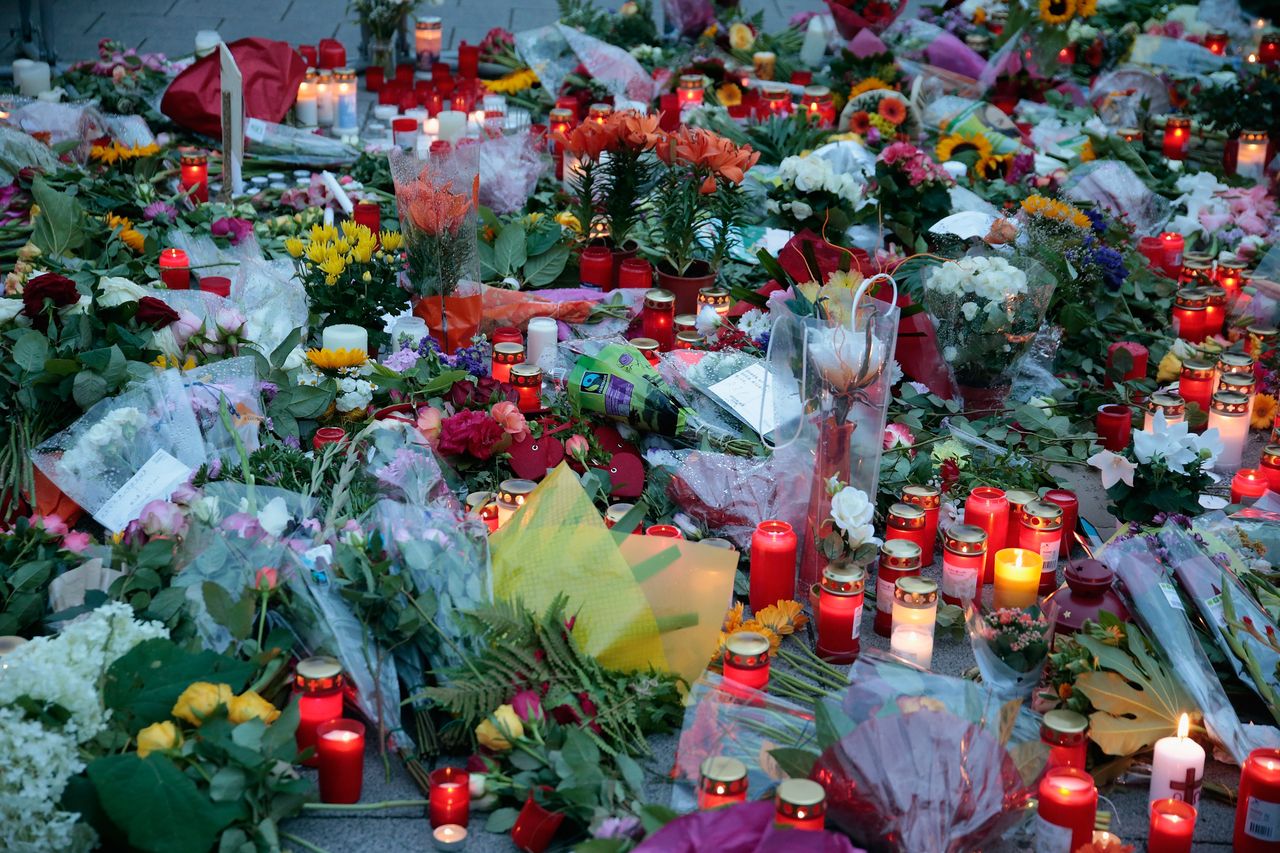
(1037, 768, 1097, 853)
(1042, 489, 1079, 557)
(1095, 403, 1132, 452)
(491, 342, 525, 384)
(457, 42, 479, 78)
(1163, 116, 1191, 160)
(1202, 286, 1227, 338)
(617, 257, 653, 289)
(365, 66, 383, 91)
(159, 248, 191, 290)
(884, 502, 930, 559)
(1041, 709, 1089, 771)
(1158, 232, 1183, 273)
(1173, 288, 1208, 343)
(1020, 500, 1064, 594)
(1004, 490, 1037, 551)
(1218, 260, 1247, 295)
(313, 427, 346, 451)
(940, 524, 986, 606)
(775, 779, 825, 831)
(295, 656, 344, 767)
(1180, 359, 1216, 415)
(1152, 798, 1196, 853)
(353, 200, 381, 239)
(1262, 445, 1280, 493)
(1106, 341, 1148, 384)
(1262, 34, 1280, 66)
(749, 519, 797, 613)
(698, 757, 748, 810)
(965, 486, 1009, 585)
(641, 288, 676, 352)
(647, 524, 683, 538)
(316, 719, 365, 803)
(1136, 235, 1165, 273)
(874, 539, 921, 637)
(722, 631, 770, 692)
(199, 275, 231, 298)
(492, 326, 522, 346)
(1204, 30, 1228, 56)
(318, 39, 345, 69)
(900, 484, 940, 565)
(1235, 748, 1280, 852)
(816, 563, 865, 664)
(180, 151, 209, 203)
(428, 767, 470, 828)
(1232, 469, 1269, 505)
(511, 364, 542, 413)
(579, 246, 614, 290)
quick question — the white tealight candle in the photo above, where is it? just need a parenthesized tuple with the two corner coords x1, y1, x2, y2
(1150, 714, 1205, 807)
(1208, 392, 1249, 472)
(525, 317, 558, 368)
(889, 627, 934, 670)
(437, 110, 466, 145)
(322, 324, 369, 354)
(431, 824, 467, 851)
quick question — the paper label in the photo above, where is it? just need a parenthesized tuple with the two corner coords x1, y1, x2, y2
(94, 450, 194, 533)
(1160, 582, 1185, 611)
(876, 577, 894, 614)
(244, 117, 267, 142)
(1039, 539, 1060, 572)
(1032, 816, 1073, 853)
(1246, 796, 1280, 840)
(942, 560, 978, 602)
(706, 362, 801, 440)
(851, 604, 863, 640)
(1204, 594, 1225, 628)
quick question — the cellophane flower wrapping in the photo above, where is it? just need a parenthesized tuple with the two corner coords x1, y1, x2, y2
(477, 130, 549, 214)
(811, 650, 1045, 852)
(670, 673, 820, 813)
(515, 24, 657, 105)
(390, 144, 481, 301)
(766, 291, 899, 593)
(922, 253, 1055, 398)
(1229, 493, 1280, 560)
(965, 603, 1056, 702)
(181, 355, 264, 460)
(638, 801, 862, 852)
(660, 0, 715, 37)
(31, 370, 207, 532)
(1064, 161, 1172, 237)
(1101, 534, 1269, 763)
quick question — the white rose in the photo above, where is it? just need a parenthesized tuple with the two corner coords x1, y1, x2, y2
(789, 200, 814, 220)
(830, 486, 875, 547)
(961, 301, 979, 321)
(256, 497, 290, 538)
(97, 276, 148, 307)
(282, 346, 307, 371)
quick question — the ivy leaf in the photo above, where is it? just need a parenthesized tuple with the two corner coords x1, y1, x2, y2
(484, 807, 519, 833)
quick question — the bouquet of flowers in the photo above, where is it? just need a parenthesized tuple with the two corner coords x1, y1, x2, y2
(872, 142, 954, 249)
(350, 0, 418, 74)
(816, 478, 880, 568)
(921, 253, 1055, 409)
(967, 605, 1052, 701)
(1088, 412, 1222, 523)
(557, 111, 661, 250)
(764, 154, 870, 235)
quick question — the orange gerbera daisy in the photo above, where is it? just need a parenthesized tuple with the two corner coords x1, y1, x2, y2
(849, 110, 872, 134)
(1253, 393, 1277, 430)
(878, 97, 907, 125)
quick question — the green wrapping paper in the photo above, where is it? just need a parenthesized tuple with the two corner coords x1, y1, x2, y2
(567, 343, 692, 437)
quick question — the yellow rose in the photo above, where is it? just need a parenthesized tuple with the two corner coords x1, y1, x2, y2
(285, 237, 304, 258)
(227, 690, 282, 725)
(729, 23, 755, 51)
(475, 704, 523, 751)
(171, 682, 233, 727)
(137, 721, 182, 758)
(1156, 351, 1183, 383)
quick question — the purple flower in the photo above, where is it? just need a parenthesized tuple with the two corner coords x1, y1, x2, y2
(211, 217, 253, 246)
(593, 817, 642, 840)
(283, 434, 301, 450)
(382, 346, 421, 373)
(258, 381, 279, 402)
(143, 201, 179, 223)
(221, 512, 265, 539)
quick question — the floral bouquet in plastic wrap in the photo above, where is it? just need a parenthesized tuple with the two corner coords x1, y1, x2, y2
(921, 253, 1055, 412)
(390, 146, 482, 353)
(966, 604, 1054, 702)
(808, 651, 1045, 852)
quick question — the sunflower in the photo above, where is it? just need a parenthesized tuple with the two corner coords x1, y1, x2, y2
(754, 600, 809, 636)
(878, 97, 907, 125)
(849, 77, 891, 98)
(1077, 0, 1096, 15)
(935, 131, 1004, 178)
(306, 347, 367, 370)
(1039, 0, 1076, 24)
(120, 227, 146, 253)
(1020, 194, 1092, 230)
(1253, 393, 1278, 430)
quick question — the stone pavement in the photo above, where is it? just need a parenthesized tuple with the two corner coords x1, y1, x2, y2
(2, 0, 812, 69)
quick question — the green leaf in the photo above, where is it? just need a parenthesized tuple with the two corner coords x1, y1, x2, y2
(13, 331, 49, 372)
(88, 754, 242, 853)
(477, 240, 498, 280)
(523, 244, 570, 287)
(561, 726, 600, 769)
(494, 223, 527, 275)
(769, 747, 819, 779)
(270, 327, 303, 368)
(615, 752, 645, 796)
(72, 370, 109, 409)
(101, 638, 255, 734)
(484, 807, 519, 833)
(31, 176, 86, 258)
(208, 766, 247, 802)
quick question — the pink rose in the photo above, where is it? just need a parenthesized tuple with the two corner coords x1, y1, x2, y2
(511, 690, 544, 722)
(254, 566, 279, 591)
(416, 405, 443, 447)
(62, 531, 93, 553)
(138, 499, 188, 538)
(171, 309, 203, 348)
(565, 434, 590, 462)
(490, 401, 529, 441)
(31, 514, 68, 536)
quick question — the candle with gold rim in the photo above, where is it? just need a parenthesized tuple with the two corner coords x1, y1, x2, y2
(1236, 129, 1269, 181)
(1234, 748, 1280, 851)
(874, 539, 920, 637)
(1042, 709, 1089, 771)
(1019, 500, 1064, 594)
(1210, 392, 1250, 472)
(890, 577, 938, 669)
(1172, 288, 1208, 342)
(1220, 373, 1256, 421)
(1003, 489, 1037, 551)
(722, 631, 771, 691)
(510, 363, 542, 413)
(675, 331, 704, 350)
(1145, 391, 1186, 431)
(774, 779, 825, 831)
(1202, 286, 1227, 338)
(587, 103, 613, 125)
(1179, 359, 1216, 415)
(696, 286, 732, 318)
(1262, 445, 1280, 493)
(799, 85, 836, 127)
(697, 757, 748, 809)
(1217, 258, 1248, 294)
(677, 74, 704, 110)
(495, 478, 536, 527)
(490, 341, 525, 384)
(1248, 325, 1279, 360)
(993, 547, 1042, 609)
(758, 83, 791, 118)
(641, 289, 676, 351)
(295, 656, 344, 767)
(940, 524, 986, 606)
(817, 563, 865, 663)
(900, 484, 941, 564)
(884, 502, 930, 559)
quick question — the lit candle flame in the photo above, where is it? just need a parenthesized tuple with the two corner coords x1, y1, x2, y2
(1177, 713, 1190, 739)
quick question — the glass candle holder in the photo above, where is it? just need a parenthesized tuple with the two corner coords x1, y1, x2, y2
(1117, 127, 1143, 144)
(1248, 325, 1279, 360)
(180, 151, 209, 203)
(696, 287, 732, 317)
(1095, 403, 1132, 452)
(884, 502, 930, 557)
(890, 577, 938, 669)
(874, 539, 921, 638)
(1038, 768, 1097, 853)
(749, 519, 797, 613)
(964, 486, 1008, 585)
(1003, 489, 1037, 551)
(758, 84, 791, 119)
(1234, 748, 1280, 852)
(1019, 500, 1064, 594)
(617, 257, 653, 289)
(316, 69, 335, 127)
(317, 719, 365, 804)
(722, 631, 770, 692)
(799, 85, 836, 127)
(1172, 288, 1208, 342)
(353, 200, 381, 241)
(1042, 708, 1089, 771)
(1043, 488, 1079, 557)
(1218, 258, 1248, 294)
(1179, 359, 1216, 415)
(510, 364, 543, 413)
(429, 767, 470, 828)
(993, 547, 1043, 609)
(1202, 286, 1227, 338)
(1145, 391, 1186, 430)
(159, 248, 191, 290)
(675, 331, 703, 350)
(1163, 116, 1191, 160)
(496, 478, 537, 527)
(579, 245, 614, 291)
(1159, 231, 1185, 272)
(1262, 34, 1280, 65)
(641, 289, 676, 352)
(1151, 798, 1196, 853)
(295, 656, 344, 767)
(630, 337, 660, 366)
(491, 342, 525, 384)
(698, 757, 748, 809)
(1262, 445, 1280, 493)
(1232, 469, 1269, 505)
(1218, 351, 1255, 387)
(587, 103, 613, 125)
(457, 41, 479, 78)
(677, 74, 704, 110)
(415, 16, 442, 70)
(313, 427, 346, 451)
(1180, 261, 1213, 288)
(817, 563, 865, 664)
(940, 524, 986, 606)
(1209, 391, 1250, 472)
(297, 69, 319, 125)
(1205, 29, 1229, 55)
(604, 502, 636, 531)
(334, 68, 358, 130)
(646, 524, 683, 538)
(674, 314, 697, 335)
(752, 51, 777, 80)
(774, 779, 825, 831)
(900, 484, 941, 565)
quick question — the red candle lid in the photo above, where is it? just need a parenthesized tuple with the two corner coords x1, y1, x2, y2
(1063, 559, 1113, 597)
(392, 117, 419, 132)
(199, 275, 231, 298)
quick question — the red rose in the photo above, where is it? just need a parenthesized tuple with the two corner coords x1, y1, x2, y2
(22, 273, 80, 329)
(437, 410, 505, 459)
(446, 379, 477, 409)
(135, 296, 180, 329)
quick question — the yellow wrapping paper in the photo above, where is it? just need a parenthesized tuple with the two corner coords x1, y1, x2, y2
(489, 463, 737, 685)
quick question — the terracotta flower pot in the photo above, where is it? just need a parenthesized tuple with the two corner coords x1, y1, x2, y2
(655, 261, 716, 315)
(510, 789, 565, 853)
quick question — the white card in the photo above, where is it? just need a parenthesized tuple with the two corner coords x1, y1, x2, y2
(94, 450, 194, 533)
(706, 362, 798, 440)
(219, 43, 244, 198)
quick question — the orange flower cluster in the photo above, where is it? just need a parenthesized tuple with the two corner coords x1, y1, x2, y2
(398, 170, 476, 236)
(657, 126, 761, 193)
(553, 111, 663, 160)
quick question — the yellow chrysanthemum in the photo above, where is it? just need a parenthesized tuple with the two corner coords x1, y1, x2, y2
(306, 347, 367, 369)
(120, 228, 146, 253)
(285, 237, 305, 258)
(319, 255, 346, 279)
(483, 68, 539, 94)
(333, 238, 351, 256)
(1039, 0, 1076, 24)
(350, 240, 375, 264)
(555, 211, 582, 233)
(339, 220, 362, 241)
(1253, 393, 1278, 430)
(849, 77, 891, 99)
(1020, 194, 1092, 230)
(306, 241, 330, 264)
(868, 113, 898, 137)
(310, 223, 338, 243)
(380, 231, 404, 251)
(754, 600, 809, 636)
(152, 354, 198, 370)
(716, 82, 743, 108)
(729, 22, 755, 51)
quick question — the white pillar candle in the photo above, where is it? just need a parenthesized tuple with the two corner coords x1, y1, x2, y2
(11, 59, 33, 92)
(526, 317, 558, 367)
(798, 16, 827, 67)
(296, 77, 318, 127)
(1238, 131, 1270, 182)
(316, 71, 335, 127)
(1208, 391, 1249, 471)
(889, 627, 934, 669)
(1150, 714, 1205, 807)
(18, 61, 51, 97)
(195, 30, 222, 58)
(335, 71, 358, 131)
(436, 110, 466, 145)
(322, 324, 368, 354)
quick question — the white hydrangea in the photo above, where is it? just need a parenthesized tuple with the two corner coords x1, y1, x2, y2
(336, 376, 374, 413)
(0, 708, 94, 853)
(925, 256, 1028, 305)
